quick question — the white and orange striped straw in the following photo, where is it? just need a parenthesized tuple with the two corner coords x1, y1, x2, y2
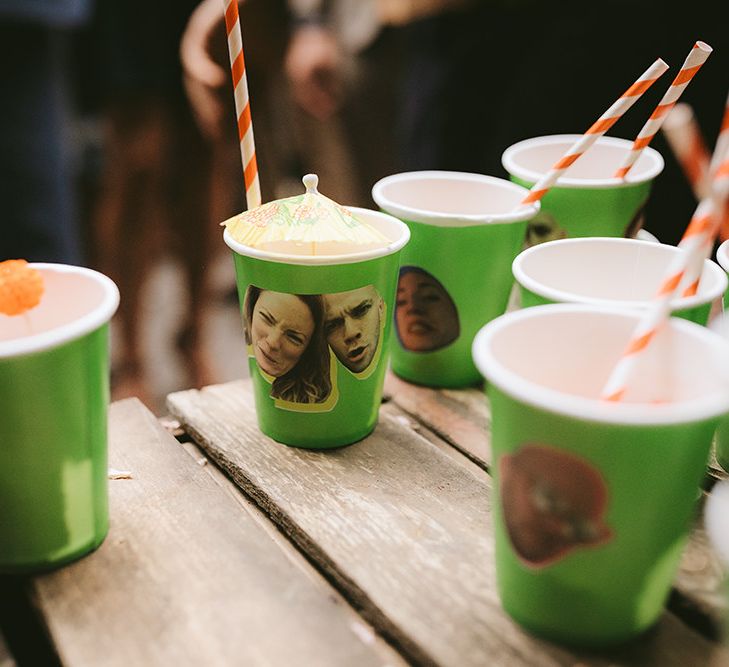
(680, 144, 729, 296)
(600, 151, 729, 403)
(223, 0, 261, 211)
(614, 42, 712, 179)
(680, 96, 729, 294)
(661, 103, 711, 199)
(520, 58, 669, 206)
(709, 91, 729, 178)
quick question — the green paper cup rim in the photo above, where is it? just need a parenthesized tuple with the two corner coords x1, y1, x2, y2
(223, 206, 410, 266)
(472, 303, 729, 425)
(0, 263, 120, 359)
(716, 238, 729, 273)
(501, 134, 664, 189)
(513, 237, 727, 311)
(371, 170, 540, 227)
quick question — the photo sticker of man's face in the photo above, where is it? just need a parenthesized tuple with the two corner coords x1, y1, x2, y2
(323, 286, 383, 373)
(395, 267, 459, 353)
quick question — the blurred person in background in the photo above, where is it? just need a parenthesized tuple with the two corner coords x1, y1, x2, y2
(180, 0, 408, 208)
(0, 0, 90, 263)
(85, 0, 222, 404)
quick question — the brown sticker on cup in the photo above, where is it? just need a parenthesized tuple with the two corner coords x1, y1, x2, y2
(500, 443, 613, 568)
(395, 267, 459, 352)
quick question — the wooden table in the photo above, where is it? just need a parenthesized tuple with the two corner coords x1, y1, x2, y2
(1, 375, 728, 666)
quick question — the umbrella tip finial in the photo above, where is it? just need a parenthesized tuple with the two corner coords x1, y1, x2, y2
(303, 173, 319, 194)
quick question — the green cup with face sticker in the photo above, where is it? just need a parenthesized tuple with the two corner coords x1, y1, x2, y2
(0, 264, 119, 573)
(502, 135, 664, 246)
(372, 171, 539, 388)
(224, 207, 410, 449)
(472, 304, 729, 647)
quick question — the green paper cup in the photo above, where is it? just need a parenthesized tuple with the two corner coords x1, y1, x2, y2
(472, 304, 729, 647)
(513, 237, 727, 325)
(372, 171, 539, 388)
(711, 239, 729, 473)
(0, 264, 119, 573)
(224, 207, 410, 449)
(502, 135, 664, 245)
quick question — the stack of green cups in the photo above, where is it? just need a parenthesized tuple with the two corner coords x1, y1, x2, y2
(224, 207, 409, 449)
(0, 264, 119, 572)
(372, 171, 539, 388)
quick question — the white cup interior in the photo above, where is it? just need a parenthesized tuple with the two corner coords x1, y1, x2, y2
(502, 135, 664, 187)
(371, 170, 539, 226)
(0, 264, 120, 358)
(513, 238, 727, 309)
(473, 305, 729, 424)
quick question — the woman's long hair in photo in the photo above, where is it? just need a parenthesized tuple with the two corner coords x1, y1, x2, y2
(244, 286, 332, 403)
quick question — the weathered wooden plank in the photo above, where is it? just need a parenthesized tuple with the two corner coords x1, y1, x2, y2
(384, 372, 491, 468)
(168, 379, 727, 667)
(387, 371, 728, 633)
(29, 399, 403, 667)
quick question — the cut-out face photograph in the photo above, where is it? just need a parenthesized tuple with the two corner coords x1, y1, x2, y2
(395, 267, 459, 352)
(323, 285, 383, 374)
(500, 444, 613, 568)
(244, 286, 332, 404)
(525, 210, 567, 247)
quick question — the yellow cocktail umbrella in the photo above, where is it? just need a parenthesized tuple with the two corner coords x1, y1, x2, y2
(224, 174, 390, 255)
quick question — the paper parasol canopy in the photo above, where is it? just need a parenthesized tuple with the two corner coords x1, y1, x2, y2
(224, 174, 391, 255)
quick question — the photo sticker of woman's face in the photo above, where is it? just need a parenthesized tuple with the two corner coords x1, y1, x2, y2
(500, 444, 613, 568)
(323, 286, 383, 373)
(395, 267, 459, 352)
(245, 287, 333, 405)
(251, 290, 315, 377)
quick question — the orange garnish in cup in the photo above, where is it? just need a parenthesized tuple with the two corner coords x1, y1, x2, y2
(0, 260, 45, 316)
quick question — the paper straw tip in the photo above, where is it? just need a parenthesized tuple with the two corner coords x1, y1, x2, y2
(695, 41, 713, 54)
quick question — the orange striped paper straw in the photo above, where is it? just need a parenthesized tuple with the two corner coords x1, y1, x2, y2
(681, 145, 729, 296)
(520, 58, 669, 206)
(223, 0, 261, 210)
(615, 42, 712, 179)
(600, 152, 729, 403)
(661, 103, 711, 199)
(709, 91, 729, 178)
(680, 95, 729, 293)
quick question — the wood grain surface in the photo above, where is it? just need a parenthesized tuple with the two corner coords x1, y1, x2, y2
(168, 379, 729, 667)
(28, 399, 401, 667)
